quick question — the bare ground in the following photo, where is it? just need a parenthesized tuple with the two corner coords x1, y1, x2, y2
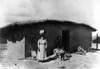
(0, 44, 100, 69)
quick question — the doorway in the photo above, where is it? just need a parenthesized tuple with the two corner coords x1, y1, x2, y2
(62, 30, 70, 52)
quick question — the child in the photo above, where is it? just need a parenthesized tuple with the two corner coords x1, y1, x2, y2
(53, 47, 60, 58)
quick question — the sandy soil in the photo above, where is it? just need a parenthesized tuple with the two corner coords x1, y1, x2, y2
(0, 51, 100, 69)
(0, 44, 100, 69)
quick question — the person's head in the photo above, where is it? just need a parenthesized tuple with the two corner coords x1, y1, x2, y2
(41, 35, 45, 39)
(57, 36, 61, 40)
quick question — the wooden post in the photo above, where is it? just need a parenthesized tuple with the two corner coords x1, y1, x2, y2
(96, 33, 98, 50)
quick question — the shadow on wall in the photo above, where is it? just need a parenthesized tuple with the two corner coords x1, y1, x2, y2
(25, 42, 35, 58)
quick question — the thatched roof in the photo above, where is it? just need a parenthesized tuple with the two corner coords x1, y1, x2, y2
(1, 19, 96, 31)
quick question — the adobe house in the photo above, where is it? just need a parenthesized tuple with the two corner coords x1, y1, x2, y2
(0, 20, 96, 58)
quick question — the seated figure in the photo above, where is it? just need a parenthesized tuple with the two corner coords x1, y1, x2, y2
(53, 47, 65, 61)
(77, 45, 86, 55)
(53, 47, 60, 58)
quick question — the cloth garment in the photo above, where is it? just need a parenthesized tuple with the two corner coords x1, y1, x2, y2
(37, 39, 47, 61)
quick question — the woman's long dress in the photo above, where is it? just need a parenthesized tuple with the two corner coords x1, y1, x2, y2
(37, 39, 47, 61)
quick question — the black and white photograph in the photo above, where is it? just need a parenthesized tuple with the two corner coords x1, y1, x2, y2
(0, 0, 100, 69)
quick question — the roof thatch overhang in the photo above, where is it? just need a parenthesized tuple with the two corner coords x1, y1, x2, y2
(0, 20, 96, 34)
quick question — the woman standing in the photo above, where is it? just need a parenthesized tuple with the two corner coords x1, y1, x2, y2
(55, 36, 62, 48)
(37, 30, 47, 61)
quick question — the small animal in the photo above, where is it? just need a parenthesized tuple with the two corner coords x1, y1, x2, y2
(58, 49, 65, 61)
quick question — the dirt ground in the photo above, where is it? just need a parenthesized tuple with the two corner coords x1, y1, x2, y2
(0, 44, 100, 69)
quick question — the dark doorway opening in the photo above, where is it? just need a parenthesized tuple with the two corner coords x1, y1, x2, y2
(62, 30, 70, 52)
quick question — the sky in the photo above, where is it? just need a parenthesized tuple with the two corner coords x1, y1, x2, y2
(0, 0, 100, 37)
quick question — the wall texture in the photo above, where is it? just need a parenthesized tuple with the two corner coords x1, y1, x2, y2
(70, 26, 92, 52)
(7, 38, 25, 59)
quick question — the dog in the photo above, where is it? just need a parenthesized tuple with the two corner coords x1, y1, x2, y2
(58, 49, 65, 61)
